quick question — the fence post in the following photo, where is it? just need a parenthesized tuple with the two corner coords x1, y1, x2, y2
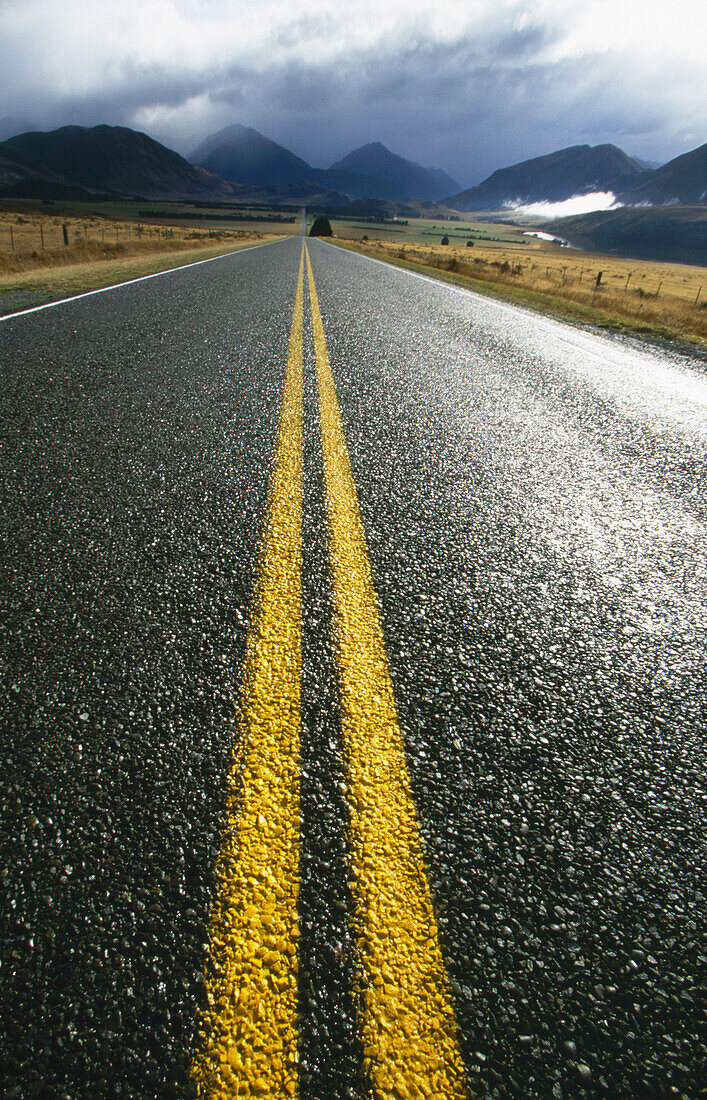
(625, 272, 632, 290)
(696, 286, 702, 306)
(63, 224, 69, 246)
(9, 225, 14, 251)
(40, 224, 44, 249)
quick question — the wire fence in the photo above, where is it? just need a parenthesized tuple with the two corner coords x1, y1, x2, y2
(0, 218, 255, 255)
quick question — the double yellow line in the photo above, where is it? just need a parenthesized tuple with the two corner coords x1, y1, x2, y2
(191, 243, 469, 1099)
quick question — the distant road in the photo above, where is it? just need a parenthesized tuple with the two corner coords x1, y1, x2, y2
(1, 236, 705, 1098)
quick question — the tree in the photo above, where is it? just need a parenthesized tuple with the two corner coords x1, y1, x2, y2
(466, 239, 474, 247)
(441, 235, 449, 245)
(310, 216, 332, 237)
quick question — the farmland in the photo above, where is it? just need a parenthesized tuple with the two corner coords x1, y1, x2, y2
(331, 229, 707, 345)
(0, 200, 293, 308)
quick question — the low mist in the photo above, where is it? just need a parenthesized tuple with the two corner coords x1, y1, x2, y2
(508, 191, 626, 218)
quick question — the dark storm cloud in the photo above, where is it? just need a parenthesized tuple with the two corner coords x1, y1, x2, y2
(0, 1, 703, 184)
(62, 67, 212, 127)
(206, 37, 677, 182)
(1, 59, 208, 134)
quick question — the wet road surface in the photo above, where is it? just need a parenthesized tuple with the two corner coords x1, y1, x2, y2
(1, 235, 705, 1098)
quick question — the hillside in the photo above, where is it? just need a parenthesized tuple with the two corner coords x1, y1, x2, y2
(327, 141, 459, 202)
(247, 181, 351, 207)
(0, 143, 65, 190)
(190, 124, 318, 189)
(192, 127, 460, 201)
(448, 144, 645, 210)
(0, 125, 234, 200)
(542, 205, 707, 265)
(618, 144, 707, 205)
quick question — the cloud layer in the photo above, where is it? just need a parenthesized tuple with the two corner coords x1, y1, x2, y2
(513, 192, 623, 218)
(1, 0, 705, 186)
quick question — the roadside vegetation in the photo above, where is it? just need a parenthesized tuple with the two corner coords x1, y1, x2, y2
(0, 206, 286, 305)
(309, 214, 333, 237)
(327, 213, 522, 246)
(4, 201, 704, 345)
(333, 237, 707, 346)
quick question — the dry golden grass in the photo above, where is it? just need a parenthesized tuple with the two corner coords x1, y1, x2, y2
(0, 236, 281, 305)
(0, 235, 259, 277)
(0, 209, 267, 272)
(342, 239, 707, 344)
(0, 208, 284, 304)
(1, 211, 175, 253)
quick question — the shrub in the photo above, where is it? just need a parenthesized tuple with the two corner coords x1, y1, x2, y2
(466, 240, 474, 247)
(310, 216, 332, 237)
(441, 235, 450, 245)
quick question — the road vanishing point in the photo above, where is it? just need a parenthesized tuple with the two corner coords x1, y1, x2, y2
(1, 235, 705, 1099)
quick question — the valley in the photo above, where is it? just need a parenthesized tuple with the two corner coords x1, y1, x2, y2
(0, 123, 703, 341)
(330, 231, 707, 346)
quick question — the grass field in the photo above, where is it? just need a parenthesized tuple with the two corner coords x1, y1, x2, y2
(4, 201, 704, 344)
(0, 202, 298, 258)
(0, 202, 289, 308)
(0, 236, 282, 311)
(327, 214, 522, 247)
(332, 235, 707, 346)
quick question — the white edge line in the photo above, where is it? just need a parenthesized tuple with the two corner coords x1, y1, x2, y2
(318, 238, 597, 341)
(317, 239, 622, 341)
(318, 239, 615, 352)
(319, 237, 527, 315)
(318, 239, 704, 366)
(0, 236, 287, 323)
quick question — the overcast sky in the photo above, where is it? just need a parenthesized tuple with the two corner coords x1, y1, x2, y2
(1, 0, 705, 186)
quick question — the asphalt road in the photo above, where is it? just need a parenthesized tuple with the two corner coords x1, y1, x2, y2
(1, 235, 705, 1099)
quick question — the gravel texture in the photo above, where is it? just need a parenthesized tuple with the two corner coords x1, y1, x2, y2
(1, 236, 705, 1098)
(309, 240, 706, 1098)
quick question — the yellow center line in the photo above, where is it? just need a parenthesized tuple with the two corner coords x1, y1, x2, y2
(191, 245, 305, 1099)
(305, 244, 469, 1100)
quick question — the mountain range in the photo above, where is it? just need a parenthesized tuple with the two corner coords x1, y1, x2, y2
(0, 123, 704, 212)
(189, 124, 460, 202)
(618, 144, 707, 206)
(0, 125, 233, 201)
(447, 144, 643, 209)
(448, 142, 706, 210)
